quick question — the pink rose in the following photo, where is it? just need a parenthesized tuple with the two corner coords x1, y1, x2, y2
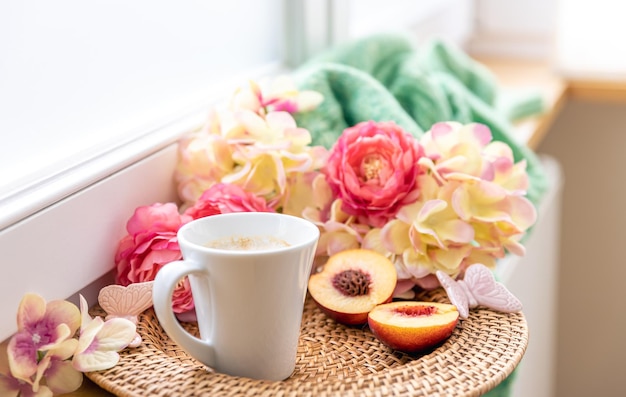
(184, 183, 273, 219)
(324, 121, 424, 227)
(115, 203, 194, 313)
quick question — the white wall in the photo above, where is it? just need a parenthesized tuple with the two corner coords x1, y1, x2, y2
(538, 100, 626, 397)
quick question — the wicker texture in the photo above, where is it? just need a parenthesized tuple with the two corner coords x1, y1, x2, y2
(86, 289, 527, 397)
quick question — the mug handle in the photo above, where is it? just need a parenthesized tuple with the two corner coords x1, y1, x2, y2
(152, 260, 215, 368)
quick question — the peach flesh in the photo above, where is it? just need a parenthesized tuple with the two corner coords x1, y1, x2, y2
(368, 301, 459, 353)
(307, 249, 397, 325)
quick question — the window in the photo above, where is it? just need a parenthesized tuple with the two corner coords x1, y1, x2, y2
(0, 0, 285, 341)
(554, 0, 626, 77)
(343, 0, 473, 46)
(0, 0, 284, 227)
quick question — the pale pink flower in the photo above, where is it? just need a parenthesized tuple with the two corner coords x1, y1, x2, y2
(7, 294, 80, 383)
(260, 76, 324, 113)
(302, 174, 368, 257)
(34, 339, 82, 395)
(175, 78, 325, 211)
(452, 179, 537, 233)
(175, 131, 234, 205)
(324, 121, 424, 228)
(419, 122, 531, 194)
(483, 141, 530, 193)
(229, 80, 264, 114)
(419, 121, 493, 180)
(115, 203, 194, 313)
(229, 77, 323, 115)
(72, 296, 136, 372)
(395, 182, 475, 253)
(379, 122, 536, 292)
(184, 183, 272, 219)
(280, 171, 321, 217)
(222, 110, 323, 207)
(0, 361, 52, 397)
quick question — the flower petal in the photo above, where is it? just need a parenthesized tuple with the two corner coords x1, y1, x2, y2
(393, 279, 417, 297)
(235, 109, 268, 138)
(381, 219, 411, 254)
(431, 246, 472, 273)
(361, 228, 385, 254)
(320, 231, 360, 257)
(48, 339, 79, 361)
(265, 111, 298, 131)
(0, 373, 19, 397)
(401, 250, 433, 278)
(16, 294, 46, 331)
(75, 316, 104, 356)
(38, 323, 72, 351)
(507, 195, 538, 231)
(44, 360, 83, 395)
(93, 318, 136, 352)
(44, 300, 81, 337)
(295, 90, 324, 111)
(79, 296, 95, 335)
(73, 350, 122, 373)
(72, 317, 134, 372)
(7, 331, 38, 381)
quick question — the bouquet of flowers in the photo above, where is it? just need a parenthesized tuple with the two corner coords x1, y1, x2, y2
(114, 76, 537, 314)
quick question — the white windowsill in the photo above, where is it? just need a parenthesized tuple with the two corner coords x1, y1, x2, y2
(0, 108, 206, 231)
(0, 144, 181, 341)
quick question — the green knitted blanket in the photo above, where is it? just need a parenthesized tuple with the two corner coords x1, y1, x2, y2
(293, 33, 548, 207)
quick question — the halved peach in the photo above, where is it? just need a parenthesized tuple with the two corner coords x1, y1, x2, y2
(308, 249, 397, 325)
(368, 301, 459, 353)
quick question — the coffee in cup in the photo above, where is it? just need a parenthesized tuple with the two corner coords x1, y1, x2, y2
(203, 235, 289, 251)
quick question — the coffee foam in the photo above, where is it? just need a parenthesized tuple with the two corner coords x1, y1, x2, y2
(204, 235, 290, 251)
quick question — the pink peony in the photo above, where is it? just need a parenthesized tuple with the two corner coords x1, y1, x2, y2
(324, 121, 424, 227)
(184, 183, 272, 219)
(115, 203, 194, 313)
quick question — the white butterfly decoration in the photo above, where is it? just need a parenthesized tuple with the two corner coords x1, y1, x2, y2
(98, 281, 154, 347)
(436, 264, 522, 319)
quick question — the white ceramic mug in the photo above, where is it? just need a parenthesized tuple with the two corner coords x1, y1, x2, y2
(152, 212, 319, 381)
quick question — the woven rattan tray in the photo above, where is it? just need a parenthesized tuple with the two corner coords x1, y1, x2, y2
(86, 288, 527, 397)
